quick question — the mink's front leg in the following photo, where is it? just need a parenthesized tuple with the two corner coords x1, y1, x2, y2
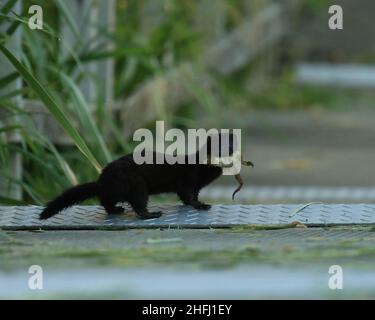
(130, 195, 163, 219)
(178, 188, 211, 210)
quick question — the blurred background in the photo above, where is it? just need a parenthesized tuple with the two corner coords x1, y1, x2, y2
(1, 0, 375, 206)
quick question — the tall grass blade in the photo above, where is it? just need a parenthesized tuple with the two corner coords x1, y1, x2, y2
(0, 44, 102, 173)
(56, 70, 112, 163)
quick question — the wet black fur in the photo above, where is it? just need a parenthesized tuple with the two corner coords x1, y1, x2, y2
(40, 135, 234, 220)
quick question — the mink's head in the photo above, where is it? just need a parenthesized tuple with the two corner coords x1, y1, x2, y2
(206, 132, 239, 158)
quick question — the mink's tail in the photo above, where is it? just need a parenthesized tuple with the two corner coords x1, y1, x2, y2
(39, 182, 98, 220)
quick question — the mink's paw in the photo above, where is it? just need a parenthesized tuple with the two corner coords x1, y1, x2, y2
(106, 206, 125, 215)
(139, 211, 163, 219)
(194, 203, 212, 211)
(111, 206, 125, 214)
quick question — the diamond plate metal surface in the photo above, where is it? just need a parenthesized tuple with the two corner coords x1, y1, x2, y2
(1, 204, 375, 230)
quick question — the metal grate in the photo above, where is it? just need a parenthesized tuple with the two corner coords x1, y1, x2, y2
(1, 204, 375, 230)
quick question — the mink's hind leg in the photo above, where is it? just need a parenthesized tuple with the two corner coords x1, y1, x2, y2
(128, 177, 163, 219)
(100, 198, 124, 215)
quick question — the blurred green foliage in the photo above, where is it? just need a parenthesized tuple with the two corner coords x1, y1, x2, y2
(114, 0, 200, 98)
(300, 0, 332, 12)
